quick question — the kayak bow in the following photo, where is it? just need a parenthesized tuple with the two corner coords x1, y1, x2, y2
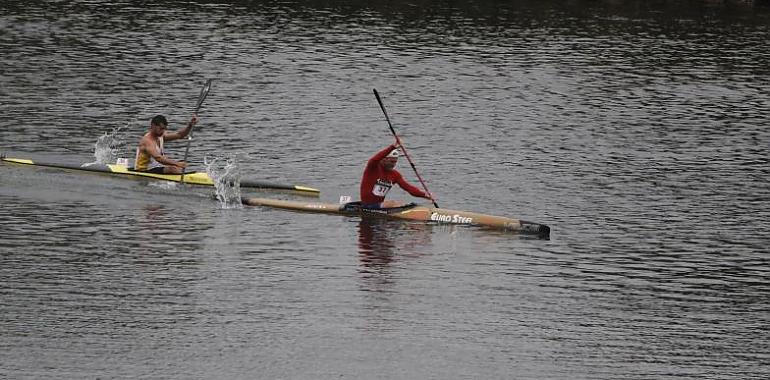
(242, 197, 550, 237)
(2, 156, 320, 196)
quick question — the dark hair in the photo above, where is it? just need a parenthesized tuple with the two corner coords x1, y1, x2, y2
(150, 115, 168, 126)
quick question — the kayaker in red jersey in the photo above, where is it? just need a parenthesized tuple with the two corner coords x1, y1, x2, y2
(359, 138, 433, 208)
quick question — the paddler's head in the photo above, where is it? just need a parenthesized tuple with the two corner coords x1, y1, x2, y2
(150, 115, 168, 137)
(381, 149, 399, 171)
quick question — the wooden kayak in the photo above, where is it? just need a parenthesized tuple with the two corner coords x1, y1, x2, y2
(1, 156, 320, 196)
(242, 197, 550, 237)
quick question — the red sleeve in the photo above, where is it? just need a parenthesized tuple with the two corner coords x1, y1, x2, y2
(366, 144, 397, 168)
(393, 171, 428, 198)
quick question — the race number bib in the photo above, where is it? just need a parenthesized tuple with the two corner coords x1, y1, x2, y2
(372, 180, 392, 197)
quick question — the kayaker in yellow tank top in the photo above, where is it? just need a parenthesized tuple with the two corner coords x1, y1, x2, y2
(135, 114, 198, 174)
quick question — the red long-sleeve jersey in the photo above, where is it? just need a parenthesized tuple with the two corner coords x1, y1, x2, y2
(360, 144, 428, 205)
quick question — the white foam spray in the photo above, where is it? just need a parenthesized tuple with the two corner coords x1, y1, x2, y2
(205, 154, 242, 209)
(93, 124, 130, 164)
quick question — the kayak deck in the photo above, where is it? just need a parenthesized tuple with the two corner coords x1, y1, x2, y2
(2, 156, 320, 196)
(242, 197, 550, 238)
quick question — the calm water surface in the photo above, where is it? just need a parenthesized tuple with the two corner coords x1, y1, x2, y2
(1, 1, 769, 379)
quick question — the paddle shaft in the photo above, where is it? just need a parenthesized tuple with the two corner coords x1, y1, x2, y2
(181, 79, 212, 182)
(373, 89, 439, 208)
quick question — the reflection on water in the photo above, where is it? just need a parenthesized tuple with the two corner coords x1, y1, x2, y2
(357, 217, 397, 268)
(357, 217, 436, 270)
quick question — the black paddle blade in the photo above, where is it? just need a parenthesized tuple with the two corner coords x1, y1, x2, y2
(372, 88, 397, 136)
(195, 79, 212, 112)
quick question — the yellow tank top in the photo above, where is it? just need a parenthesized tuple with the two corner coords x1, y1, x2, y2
(134, 136, 164, 171)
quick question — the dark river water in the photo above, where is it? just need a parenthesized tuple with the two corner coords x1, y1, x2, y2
(1, 1, 769, 379)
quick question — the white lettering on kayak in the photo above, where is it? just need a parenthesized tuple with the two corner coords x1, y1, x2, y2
(430, 212, 472, 224)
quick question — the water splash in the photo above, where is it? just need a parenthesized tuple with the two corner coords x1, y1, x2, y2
(93, 124, 130, 164)
(205, 154, 242, 209)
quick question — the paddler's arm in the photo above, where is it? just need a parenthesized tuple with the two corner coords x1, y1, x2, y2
(164, 114, 198, 141)
(140, 137, 186, 169)
(366, 143, 398, 167)
(394, 172, 431, 200)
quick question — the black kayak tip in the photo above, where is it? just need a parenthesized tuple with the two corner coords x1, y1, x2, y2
(537, 224, 551, 239)
(520, 221, 551, 239)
